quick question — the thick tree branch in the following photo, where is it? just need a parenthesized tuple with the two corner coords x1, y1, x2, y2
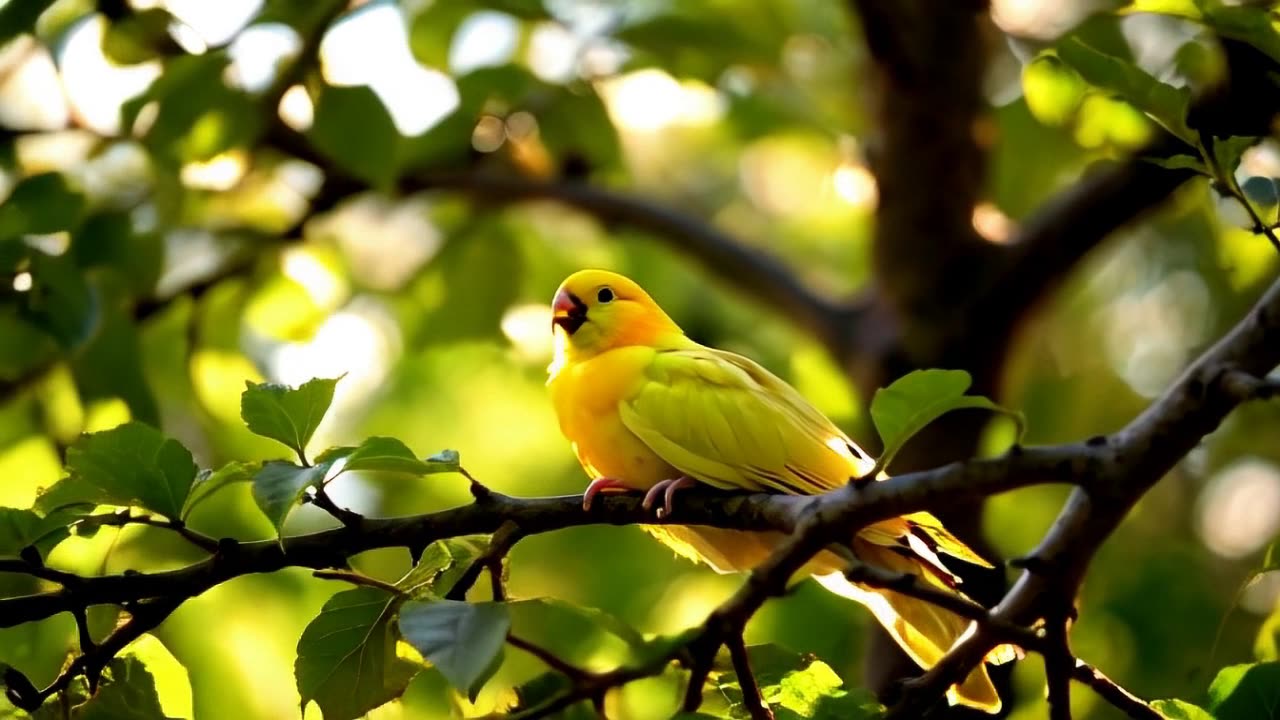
(883, 275, 1280, 717)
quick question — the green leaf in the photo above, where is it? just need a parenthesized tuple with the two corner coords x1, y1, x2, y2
(19, 250, 99, 351)
(339, 437, 433, 476)
(308, 85, 400, 189)
(425, 449, 461, 473)
(1264, 541, 1280, 573)
(1207, 662, 1280, 720)
(182, 460, 259, 520)
(1141, 154, 1208, 173)
(1056, 36, 1194, 144)
(240, 377, 340, 462)
(1022, 53, 1088, 127)
(295, 587, 418, 720)
(712, 645, 883, 720)
(55, 422, 198, 519)
(0, 506, 86, 558)
(122, 52, 261, 165)
(870, 369, 1023, 473)
(398, 536, 488, 598)
(72, 212, 164, 298)
(1255, 605, 1280, 662)
(30, 655, 180, 720)
(1149, 699, 1214, 720)
(102, 8, 178, 65)
(250, 461, 329, 536)
(0, 0, 56, 48)
(407, 2, 472, 70)
(69, 298, 160, 426)
(0, 172, 87, 238)
(398, 599, 510, 701)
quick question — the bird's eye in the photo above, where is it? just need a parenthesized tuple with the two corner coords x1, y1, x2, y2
(597, 287, 614, 303)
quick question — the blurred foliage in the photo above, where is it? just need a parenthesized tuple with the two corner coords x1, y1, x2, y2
(0, 0, 1277, 718)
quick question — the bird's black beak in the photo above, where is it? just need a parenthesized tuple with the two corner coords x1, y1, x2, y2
(552, 289, 588, 335)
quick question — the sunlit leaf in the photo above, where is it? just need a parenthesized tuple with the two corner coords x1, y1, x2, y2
(182, 460, 259, 520)
(123, 52, 261, 164)
(1022, 53, 1088, 127)
(870, 369, 1023, 473)
(1150, 698, 1214, 720)
(508, 597, 649, 668)
(250, 460, 328, 536)
(398, 600, 509, 701)
(1264, 541, 1280, 573)
(50, 422, 198, 519)
(240, 377, 340, 462)
(295, 587, 418, 720)
(406, 2, 472, 70)
(398, 536, 488, 598)
(102, 8, 178, 65)
(712, 644, 883, 720)
(309, 85, 400, 189)
(1207, 662, 1280, 720)
(1255, 606, 1280, 662)
(1056, 36, 1194, 143)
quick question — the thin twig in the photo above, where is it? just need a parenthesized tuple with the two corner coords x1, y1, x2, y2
(446, 520, 522, 601)
(1070, 660, 1165, 720)
(313, 569, 405, 596)
(309, 487, 363, 529)
(1045, 614, 1074, 720)
(728, 635, 774, 720)
(71, 511, 219, 554)
(1219, 368, 1280, 402)
(507, 635, 592, 681)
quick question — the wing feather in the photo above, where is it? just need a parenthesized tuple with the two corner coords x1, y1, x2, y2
(619, 347, 870, 495)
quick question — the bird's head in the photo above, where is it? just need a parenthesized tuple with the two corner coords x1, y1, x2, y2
(549, 269, 685, 364)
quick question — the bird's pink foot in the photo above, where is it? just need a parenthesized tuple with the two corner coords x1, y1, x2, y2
(642, 476, 697, 519)
(583, 477, 630, 511)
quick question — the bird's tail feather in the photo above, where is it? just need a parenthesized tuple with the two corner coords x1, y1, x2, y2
(812, 528, 1014, 714)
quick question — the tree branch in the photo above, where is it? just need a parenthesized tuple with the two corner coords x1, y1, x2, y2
(264, 123, 860, 352)
(882, 274, 1280, 717)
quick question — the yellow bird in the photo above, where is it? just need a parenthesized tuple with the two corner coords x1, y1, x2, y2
(546, 269, 1009, 713)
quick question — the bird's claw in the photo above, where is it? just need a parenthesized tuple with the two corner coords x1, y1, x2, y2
(582, 477, 629, 511)
(642, 476, 697, 519)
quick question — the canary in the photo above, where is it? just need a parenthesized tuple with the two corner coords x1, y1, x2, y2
(546, 269, 1009, 712)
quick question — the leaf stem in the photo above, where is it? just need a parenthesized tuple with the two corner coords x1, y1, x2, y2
(313, 569, 405, 597)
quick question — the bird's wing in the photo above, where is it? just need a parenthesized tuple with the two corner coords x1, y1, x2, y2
(618, 347, 874, 495)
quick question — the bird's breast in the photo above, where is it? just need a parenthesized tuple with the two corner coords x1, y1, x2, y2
(549, 347, 677, 489)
